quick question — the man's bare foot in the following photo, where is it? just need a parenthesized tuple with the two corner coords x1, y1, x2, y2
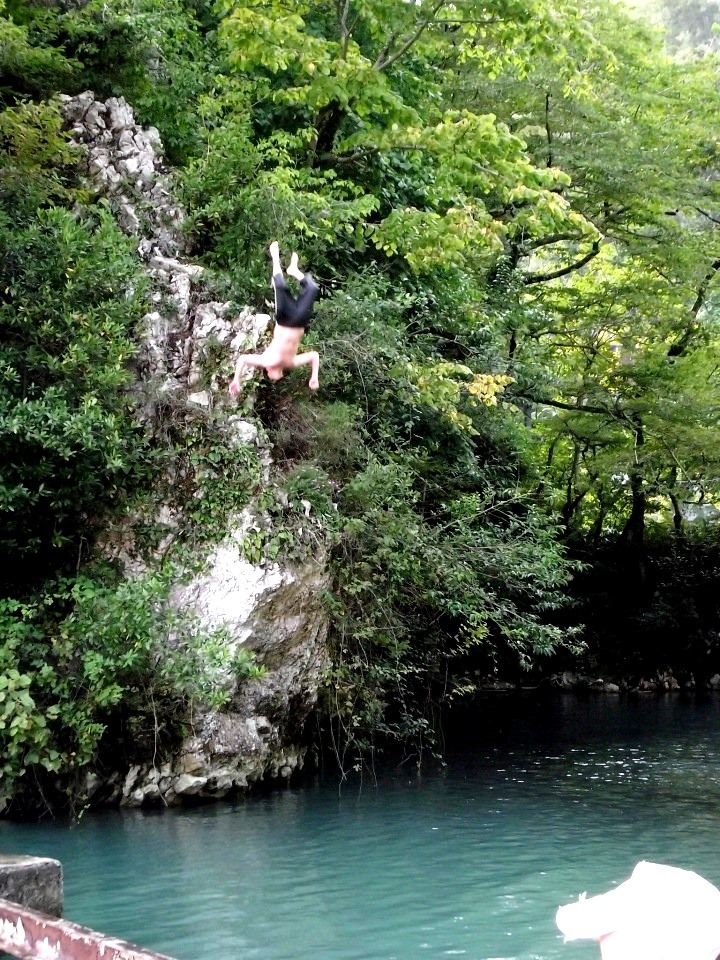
(308, 376, 319, 391)
(268, 240, 282, 275)
(287, 252, 304, 281)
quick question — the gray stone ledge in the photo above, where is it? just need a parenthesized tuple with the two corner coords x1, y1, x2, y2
(0, 855, 63, 917)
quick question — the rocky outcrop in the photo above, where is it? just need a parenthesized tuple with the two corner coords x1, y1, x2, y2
(61, 91, 184, 256)
(0, 856, 63, 917)
(60, 92, 331, 806)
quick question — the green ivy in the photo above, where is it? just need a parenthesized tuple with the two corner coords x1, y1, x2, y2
(0, 568, 260, 816)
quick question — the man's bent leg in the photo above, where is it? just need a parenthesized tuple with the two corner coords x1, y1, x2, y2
(294, 274, 320, 320)
(287, 252, 304, 281)
(272, 271, 303, 324)
(269, 240, 283, 277)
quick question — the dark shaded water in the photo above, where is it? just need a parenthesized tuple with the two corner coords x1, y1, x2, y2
(1, 695, 719, 960)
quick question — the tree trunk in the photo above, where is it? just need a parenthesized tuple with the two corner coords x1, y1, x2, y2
(309, 101, 346, 165)
(669, 491, 684, 535)
(619, 414, 647, 580)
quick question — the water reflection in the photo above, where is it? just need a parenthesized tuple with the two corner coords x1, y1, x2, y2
(1, 695, 719, 960)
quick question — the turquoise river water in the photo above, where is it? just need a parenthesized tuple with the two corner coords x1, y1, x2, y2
(1, 694, 720, 960)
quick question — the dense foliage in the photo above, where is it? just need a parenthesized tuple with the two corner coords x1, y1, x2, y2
(2, 0, 720, 807)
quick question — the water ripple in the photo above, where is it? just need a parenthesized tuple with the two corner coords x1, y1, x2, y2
(1, 696, 719, 960)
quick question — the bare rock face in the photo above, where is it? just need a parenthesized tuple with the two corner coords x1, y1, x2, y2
(61, 93, 330, 806)
(61, 91, 183, 255)
(159, 519, 331, 802)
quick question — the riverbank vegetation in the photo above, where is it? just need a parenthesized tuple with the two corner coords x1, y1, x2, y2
(3, 0, 720, 810)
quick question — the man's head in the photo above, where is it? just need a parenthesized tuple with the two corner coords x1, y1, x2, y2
(265, 364, 285, 381)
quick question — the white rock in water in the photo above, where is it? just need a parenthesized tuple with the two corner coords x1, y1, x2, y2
(174, 774, 208, 796)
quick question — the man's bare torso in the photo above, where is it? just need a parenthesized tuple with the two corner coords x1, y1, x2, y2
(264, 324, 305, 368)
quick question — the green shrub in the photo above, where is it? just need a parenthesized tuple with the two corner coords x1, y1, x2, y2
(3, 0, 220, 164)
(321, 457, 581, 770)
(0, 568, 248, 816)
(0, 98, 79, 218)
(0, 205, 150, 580)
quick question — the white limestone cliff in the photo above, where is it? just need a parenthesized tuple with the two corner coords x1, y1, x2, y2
(60, 92, 330, 806)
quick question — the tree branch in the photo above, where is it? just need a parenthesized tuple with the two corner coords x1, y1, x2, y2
(337, 0, 350, 35)
(523, 239, 601, 285)
(544, 91, 553, 168)
(690, 257, 720, 318)
(429, 17, 513, 24)
(695, 206, 720, 226)
(374, 0, 448, 71)
(668, 256, 720, 357)
(317, 144, 429, 166)
(520, 231, 587, 253)
(520, 394, 613, 417)
(337, 0, 360, 58)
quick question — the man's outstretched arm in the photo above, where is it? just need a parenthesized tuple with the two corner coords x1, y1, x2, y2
(293, 350, 320, 390)
(229, 354, 268, 395)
